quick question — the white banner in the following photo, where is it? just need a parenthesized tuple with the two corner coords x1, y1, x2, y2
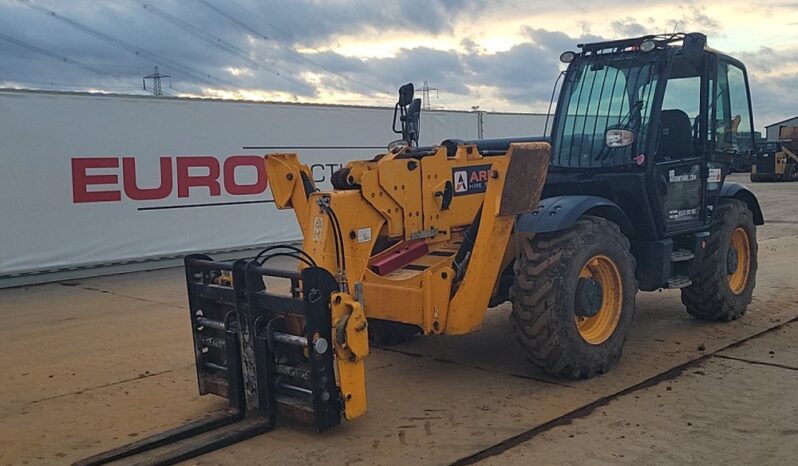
(0, 90, 547, 278)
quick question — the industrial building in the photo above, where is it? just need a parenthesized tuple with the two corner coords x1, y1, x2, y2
(766, 115, 798, 141)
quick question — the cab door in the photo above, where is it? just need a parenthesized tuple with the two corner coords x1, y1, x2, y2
(651, 59, 709, 233)
(706, 57, 756, 210)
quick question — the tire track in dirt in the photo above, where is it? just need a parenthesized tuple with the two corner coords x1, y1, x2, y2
(449, 313, 798, 466)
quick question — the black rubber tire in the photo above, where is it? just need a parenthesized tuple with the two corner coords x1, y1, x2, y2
(749, 173, 760, 182)
(786, 163, 797, 182)
(367, 319, 420, 345)
(681, 199, 757, 321)
(510, 216, 638, 379)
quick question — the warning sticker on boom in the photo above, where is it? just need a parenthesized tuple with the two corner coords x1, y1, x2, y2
(452, 164, 491, 196)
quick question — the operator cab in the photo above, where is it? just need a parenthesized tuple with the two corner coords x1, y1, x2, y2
(548, 33, 756, 238)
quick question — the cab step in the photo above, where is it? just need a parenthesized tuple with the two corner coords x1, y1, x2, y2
(667, 275, 692, 288)
(670, 249, 695, 262)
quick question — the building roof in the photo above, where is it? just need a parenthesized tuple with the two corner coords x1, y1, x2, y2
(765, 116, 798, 128)
(0, 87, 550, 117)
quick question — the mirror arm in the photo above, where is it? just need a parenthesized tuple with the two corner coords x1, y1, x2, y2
(392, 103, 403, 134)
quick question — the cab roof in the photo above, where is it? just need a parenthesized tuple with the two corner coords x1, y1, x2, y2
(574, 32, 746, 72)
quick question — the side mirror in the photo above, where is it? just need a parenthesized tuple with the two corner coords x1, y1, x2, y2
(404, 98, 422, 146)
(605, 128, 635, 148)
(392, 84, 422, 147)
(398, 83, 415, 107)
(407, 98, 421, 124)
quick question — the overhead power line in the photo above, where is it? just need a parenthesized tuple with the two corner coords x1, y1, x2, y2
(19, 0, 238, 90)
(0, 32, 144, 91)
(227, 0, 296, 43)
(134, 0, 257, 66)
(131, 0, 315, 94)
(196, 0, 385, 96)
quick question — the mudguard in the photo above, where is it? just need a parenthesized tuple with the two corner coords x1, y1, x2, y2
(719, 182, 764, 225)
(515, 195, 633, 234)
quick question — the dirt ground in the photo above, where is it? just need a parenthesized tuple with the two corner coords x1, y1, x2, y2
(1, 173, 797, 466)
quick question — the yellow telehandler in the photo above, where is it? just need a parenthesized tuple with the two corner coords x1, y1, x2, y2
(76, 32, 764, 466)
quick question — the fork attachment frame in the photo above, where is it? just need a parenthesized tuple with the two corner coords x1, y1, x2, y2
(73, 255, 341, 466)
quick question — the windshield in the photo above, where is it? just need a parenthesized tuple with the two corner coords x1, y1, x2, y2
(552, 58, 660, 167)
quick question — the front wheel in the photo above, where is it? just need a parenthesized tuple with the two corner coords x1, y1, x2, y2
(786, 163, 797, 182)
(510, 217, 638, 379)
(681, 199, 757, 321)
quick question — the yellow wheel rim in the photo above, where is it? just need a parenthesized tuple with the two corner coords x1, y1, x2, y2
(728, 228, 751, 295)
(575, 255, 623, 345)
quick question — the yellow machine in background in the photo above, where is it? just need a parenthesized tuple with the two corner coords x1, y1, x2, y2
(751, 126, 798, 182)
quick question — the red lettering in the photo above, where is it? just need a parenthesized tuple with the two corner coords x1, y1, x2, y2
(122, 157, 172, 201)
(223, 156, 268, 195)
(71, 158, 121, 203)
(176, 156, 220, 198)
(470, 170, 489, 183)
(73, 155, 270, 202)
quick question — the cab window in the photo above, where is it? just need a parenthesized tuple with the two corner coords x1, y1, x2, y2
(662, 76, 701, 120)
(656, 73, 701, 161)
(715, 61, 754, 154)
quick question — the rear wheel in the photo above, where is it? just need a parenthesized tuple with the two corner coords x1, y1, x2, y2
(749, 173, 760, 182)
(510, 217, 637, 378)
(681, 199, 757, 321)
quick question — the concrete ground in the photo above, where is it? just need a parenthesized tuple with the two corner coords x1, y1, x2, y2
(1, 174, 797, 466)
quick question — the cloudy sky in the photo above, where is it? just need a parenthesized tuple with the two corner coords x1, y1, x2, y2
(0, 0, 796, 129)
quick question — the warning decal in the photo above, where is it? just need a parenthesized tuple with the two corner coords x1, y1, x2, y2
(452, 164, 492, 196)
(312, 216, 323, 242)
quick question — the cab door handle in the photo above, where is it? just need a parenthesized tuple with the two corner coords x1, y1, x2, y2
(657, 174, 668, 197)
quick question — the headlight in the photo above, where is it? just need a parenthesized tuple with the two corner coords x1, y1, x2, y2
(560, 51, 576, 63)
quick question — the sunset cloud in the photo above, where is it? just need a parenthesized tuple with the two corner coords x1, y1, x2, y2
(1, 0, 796, 128)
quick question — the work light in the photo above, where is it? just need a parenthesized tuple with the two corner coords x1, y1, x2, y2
(640, 39, 656, 52)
